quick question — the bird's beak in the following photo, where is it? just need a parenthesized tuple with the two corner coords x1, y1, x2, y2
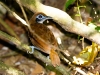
(38, 16, 52, 24)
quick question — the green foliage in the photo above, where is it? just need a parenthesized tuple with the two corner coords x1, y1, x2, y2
(64, 0, 76, 9)
(21, 0, 36, 6)
(95, 26, 100, 32)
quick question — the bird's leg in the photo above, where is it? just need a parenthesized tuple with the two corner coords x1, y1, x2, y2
(27, 46, 41, 54)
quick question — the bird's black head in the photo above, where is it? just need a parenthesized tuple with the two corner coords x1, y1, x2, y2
(36, 14, 52, 24)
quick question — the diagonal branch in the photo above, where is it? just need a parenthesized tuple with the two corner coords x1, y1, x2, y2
(0, 30, 70, 75)
(16, 0, 100, 45)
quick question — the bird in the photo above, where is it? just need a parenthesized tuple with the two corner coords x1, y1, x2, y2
(25, 12, 60, 66)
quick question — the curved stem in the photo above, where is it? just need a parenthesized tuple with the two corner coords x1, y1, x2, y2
(16, 0, 100, 45)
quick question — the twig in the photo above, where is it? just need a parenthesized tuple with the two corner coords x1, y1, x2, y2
(16, 0, 30, 26)
(0, 1, 28, 26)
(0, 18, 19, 39)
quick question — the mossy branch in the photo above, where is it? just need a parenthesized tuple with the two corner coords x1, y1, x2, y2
(0, 30, 70, 75)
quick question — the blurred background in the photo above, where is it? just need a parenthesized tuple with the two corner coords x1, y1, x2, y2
(0, 0, 100, 75)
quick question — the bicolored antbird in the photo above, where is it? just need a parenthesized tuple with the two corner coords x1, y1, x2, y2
(25, 12, 60, 66)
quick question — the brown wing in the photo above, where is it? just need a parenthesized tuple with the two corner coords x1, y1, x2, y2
(29, 23, 58, 54)
(31, 23, 57, 45)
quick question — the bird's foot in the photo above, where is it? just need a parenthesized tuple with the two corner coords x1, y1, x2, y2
(27, 46, 41, 54)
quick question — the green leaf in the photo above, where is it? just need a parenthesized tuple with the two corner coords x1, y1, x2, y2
(95, 26, 100, 32)
(65, 0, 76, 9)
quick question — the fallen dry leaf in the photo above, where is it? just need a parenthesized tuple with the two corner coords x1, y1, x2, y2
(31, 62, 45, 75)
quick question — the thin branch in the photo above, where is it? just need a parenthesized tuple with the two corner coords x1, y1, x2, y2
(0, 18, 19, 39)
(0, 2, 28, 26)
(16, 0, 30, 26)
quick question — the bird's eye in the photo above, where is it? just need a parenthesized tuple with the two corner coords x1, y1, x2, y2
(36, 14, 45, 23)
(38, 15, 42, 18)
(37, 14, 43, 19)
